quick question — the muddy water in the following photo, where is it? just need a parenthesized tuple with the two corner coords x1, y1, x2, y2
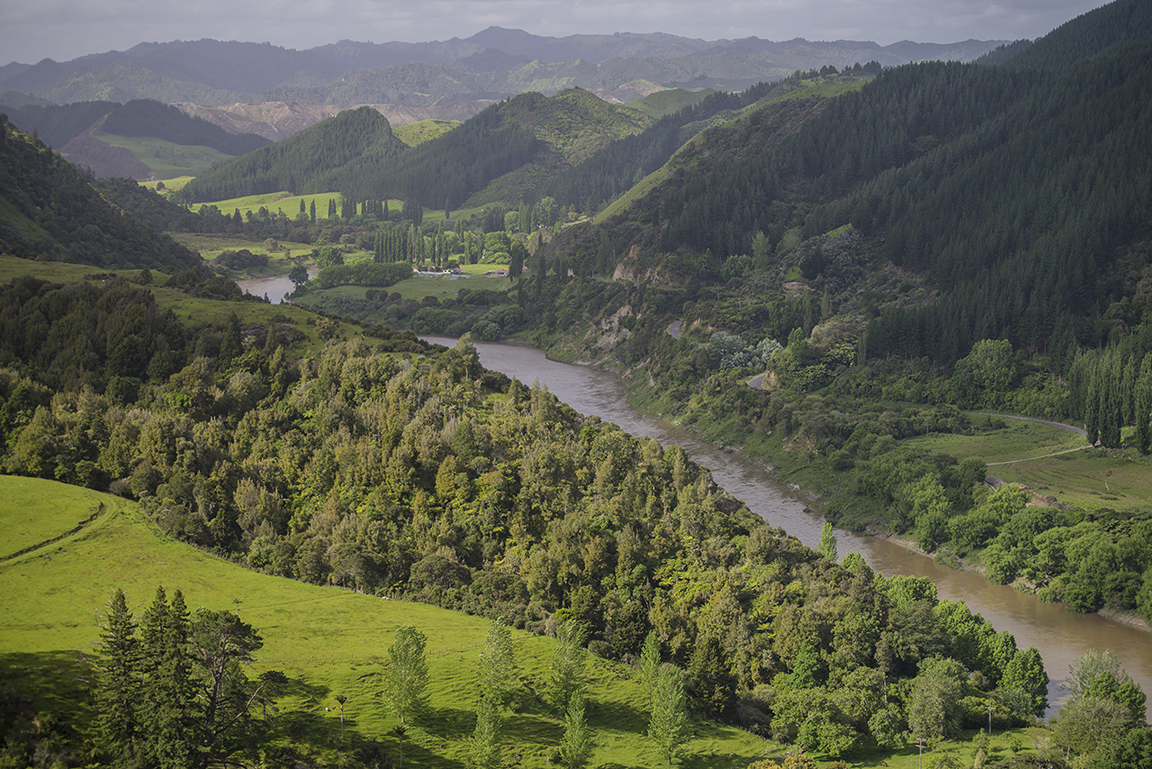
(236, 270, 316, 304)
(423, 336, 1152, 718)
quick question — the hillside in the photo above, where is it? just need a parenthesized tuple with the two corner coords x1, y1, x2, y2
(176, 106, 407, 202)
(0, 98, 271, 179)
(0, 476, 778, 768)
(180, 89, 655, 209)
(0, 31, 1006, 108)
(0, 118, 202, 270)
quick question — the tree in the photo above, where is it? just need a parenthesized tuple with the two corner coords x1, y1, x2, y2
(998, 646, 1048, 718)
(558, 692, 593, 769)
(909, 657, 965, 741)
(639, 631, 661, 705)
(470, 697, 502, 769)
(687, 635, 736, 717)
(649, 666, 688, 765)
(92, 589, 141, 766)
(138, 587, 196, 769)
(818, 522, 838, 562)
(550, 621, 586, 713)
(289, 264, 310, 289)
(386, 625, 429, 726)
(187, 608, 266, 766)
(478, 620, 517, 708)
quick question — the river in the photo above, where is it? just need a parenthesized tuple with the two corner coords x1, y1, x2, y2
(423, 335, 1152, 719)
(236, 271, 314, 304)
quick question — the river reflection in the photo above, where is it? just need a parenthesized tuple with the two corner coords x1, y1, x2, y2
(423, 335, 1152, 719)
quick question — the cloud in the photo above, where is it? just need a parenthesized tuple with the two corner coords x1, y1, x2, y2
(0, 0, 1111, 65)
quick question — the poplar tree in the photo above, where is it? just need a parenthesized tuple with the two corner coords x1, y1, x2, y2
(385, 625, 429, 726)
(478, 620, 516, 708)
(648, 666, 688, 765)
(558, 692, 593, 769)
(549, 621, 586, 713)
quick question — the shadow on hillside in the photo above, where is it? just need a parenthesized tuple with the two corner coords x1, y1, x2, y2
(0, 649, 92, 717)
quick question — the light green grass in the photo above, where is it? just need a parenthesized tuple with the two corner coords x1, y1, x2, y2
(901, 415, 1152, 511)
(0, 476, 775, 767)
(294, 266, 513, 318)
(97, 135, 233, 179)
(168, 232, 313, 273)
(0, 195, 51, 243)
(0, 477, 107, 559)
(393, 119, 460, 147)
(0, 254, 162, 284)
(202, 191, 346, 221)
(142, 176, 193, 193)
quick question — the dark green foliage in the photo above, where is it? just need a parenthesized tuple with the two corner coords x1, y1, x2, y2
(1004, 0, 1152, 71)
(97, 99, 269, 154)
(177, 107, 406, 202)
(90, 587, 273, 769)
(95, 177, 202, 232)
(0, 121, 202, 270)
(1, 100, 118, 148)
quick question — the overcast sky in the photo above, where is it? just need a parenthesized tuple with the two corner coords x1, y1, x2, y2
(1, 0, 1112, 66)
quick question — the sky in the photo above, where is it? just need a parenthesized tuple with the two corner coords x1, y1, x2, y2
(1, 0, 1113, 66)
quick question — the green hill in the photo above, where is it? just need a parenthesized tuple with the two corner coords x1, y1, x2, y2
(0, 478, 771, 768)
(177, 106, 408, 203)
(0, 118, 202, 270)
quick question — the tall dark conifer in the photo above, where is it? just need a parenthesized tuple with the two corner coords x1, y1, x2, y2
(93, 589, 140, 766)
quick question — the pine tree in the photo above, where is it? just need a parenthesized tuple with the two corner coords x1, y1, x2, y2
(92, 589, 141, 765)
(139, 587, 195, 769)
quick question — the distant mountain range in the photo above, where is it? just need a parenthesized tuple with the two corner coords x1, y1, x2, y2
(0, 29, 1007, 108)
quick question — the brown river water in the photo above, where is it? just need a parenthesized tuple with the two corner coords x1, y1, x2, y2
(423, 336, 1152, 719)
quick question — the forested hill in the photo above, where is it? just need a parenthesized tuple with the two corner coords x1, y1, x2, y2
(340, 88, 654, 208)
(0, 98, 271, 155)
(1004, 0, 1151, 69)
(0, 117, 201, 270)
(549, 0, 1152, 372)
(176, 106, 406, 202)
(177, 89, 656, 209)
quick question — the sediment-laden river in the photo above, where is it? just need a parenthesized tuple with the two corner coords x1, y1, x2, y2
(423, 336, 1152, 719)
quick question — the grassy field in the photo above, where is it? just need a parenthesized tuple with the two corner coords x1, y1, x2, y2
(902, 414, 1152, 511)
(393, 119, 460, 146)
(0, 476, 779, 768)
(294, 263, 513, 318)
(198, 191, 345, 221)
(0, 254, 364, 353)
(168, 232, 314, 272)
(97, 134, 233, 179)
(142, 176, 193, 193)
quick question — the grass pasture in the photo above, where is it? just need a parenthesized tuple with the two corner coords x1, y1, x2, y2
(168, 232, 314, 272)
(0, 476, 775, 768)
(201, 191, 346, 221)
(393, 118, 460, 146)
(97, 134, 234, 179)
(901, 414, 1152, 511)
(293, 263, 513, 319)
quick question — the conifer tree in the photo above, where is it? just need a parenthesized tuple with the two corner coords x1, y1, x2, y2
(92, 589, 140, 766)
